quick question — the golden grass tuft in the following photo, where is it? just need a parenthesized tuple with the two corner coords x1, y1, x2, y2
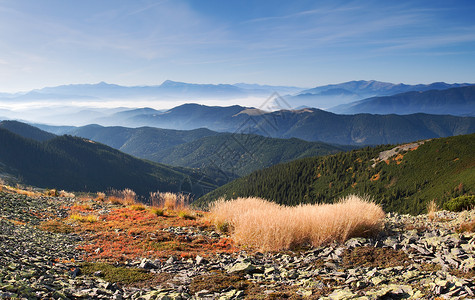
(69, 213, 99, 223)
(427, 199, 439, 221)
(209, 195, 385, 251)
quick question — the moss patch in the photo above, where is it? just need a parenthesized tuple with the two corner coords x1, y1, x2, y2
(38, 219, 74, 234)
(342, 246, 412, 269)
(80, 262, 153, 286)
(189, 271, 253, 294)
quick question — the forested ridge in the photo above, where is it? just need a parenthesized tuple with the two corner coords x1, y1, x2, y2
(196, 134, 475, 214)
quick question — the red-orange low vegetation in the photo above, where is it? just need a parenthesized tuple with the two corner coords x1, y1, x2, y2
(74, 206, 238, 262)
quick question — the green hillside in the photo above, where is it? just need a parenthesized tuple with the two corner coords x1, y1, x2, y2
(151, 134, 350, 177)
(38, 124, 349, 177)
(0, 128, 219, 197)
(196, 134, 475, 214)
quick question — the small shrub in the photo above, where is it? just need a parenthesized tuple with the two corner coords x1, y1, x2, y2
(178, 210, 196, 220)
(46, 189, 59, 197)
(216, 221, 231, 234)
(427, 199, 438, 221)
(150, 208, 164, 217)
(444, 195, 475, 212)
(130, 204, 146, 211)
(69, 213, 99, 223)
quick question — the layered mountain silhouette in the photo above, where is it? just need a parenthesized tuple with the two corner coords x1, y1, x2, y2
(285, 80, 473, 108)
(329, 85, 475, 116)
(87, 103, 475, 145)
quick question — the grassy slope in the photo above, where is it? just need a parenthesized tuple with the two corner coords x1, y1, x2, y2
(196, 134, 475, 214)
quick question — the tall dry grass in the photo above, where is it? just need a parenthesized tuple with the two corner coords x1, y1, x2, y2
(427, 199, 439, 221)
(108, 188, 137, 206)
(209, 195, 385, 251)
(149, 191, 190, 210)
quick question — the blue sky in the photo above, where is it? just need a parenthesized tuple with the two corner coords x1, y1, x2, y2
(1, 0, 475, 92)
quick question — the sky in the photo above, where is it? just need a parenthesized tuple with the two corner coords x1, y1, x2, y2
(1, 0, 475, 93)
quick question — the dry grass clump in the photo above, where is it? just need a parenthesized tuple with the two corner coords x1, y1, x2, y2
(427, 199, 439, 221)
(95, 192, 106, 202)
(210, 195, 385, 251)
(457, 220, 475, 233)
(149, 191, 190, 211)
(59, 190, 75, 198)
(108, 189, 137, 206)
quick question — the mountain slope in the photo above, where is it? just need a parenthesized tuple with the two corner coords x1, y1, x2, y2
(0, 128, 219, 197)
(0, 120, 56, 141)
(37, 123, 349, 177)
(196, 134, 475, 215)
(330, 86, 475, 116)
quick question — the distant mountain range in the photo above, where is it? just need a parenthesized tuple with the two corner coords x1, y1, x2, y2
(34, 123, 349, 177)
(196, 133, 475, 215)
(0, 80, 304, 103)
(0, 80, 472, 114)
(287, 80, 474, 108)
(0, 122, 221, 197)
(329, 85, 475, 116)
(77, 103, 475, 145)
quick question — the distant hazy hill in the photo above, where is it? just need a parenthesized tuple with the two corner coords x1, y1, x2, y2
(99, 104, 475, 145)
(287, 80, 473, 109)
(299, 80, 473, 98)
(0, 120, 56, 142)
(329, 86, 475, 116)
(0, 126, 219, 197)
(196, 134, 475, 215)
(37, 124, 348, 177)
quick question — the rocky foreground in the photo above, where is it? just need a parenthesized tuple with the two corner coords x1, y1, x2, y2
(0, 190, 474, 299)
